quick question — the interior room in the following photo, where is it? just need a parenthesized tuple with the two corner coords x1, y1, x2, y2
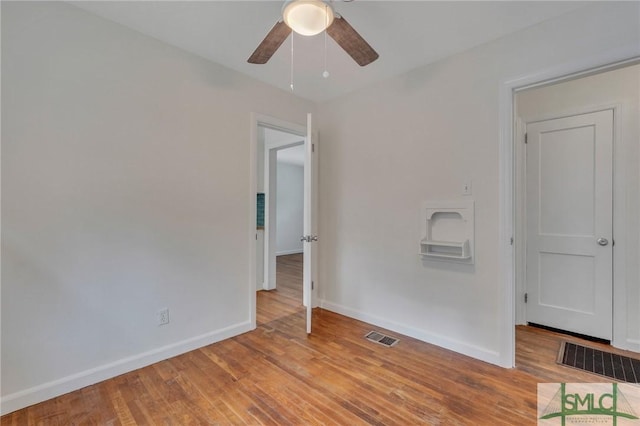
(2, 1, 639, 423)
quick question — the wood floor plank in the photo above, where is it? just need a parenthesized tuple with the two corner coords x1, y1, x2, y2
(5, 254, 639, 425)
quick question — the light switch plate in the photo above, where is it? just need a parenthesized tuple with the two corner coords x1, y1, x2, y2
(463, 180, 472, 195)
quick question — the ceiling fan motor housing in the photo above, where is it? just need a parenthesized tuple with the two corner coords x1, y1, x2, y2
(282, 0, 335, 36)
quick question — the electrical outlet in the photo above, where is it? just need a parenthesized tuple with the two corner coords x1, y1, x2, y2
(157, 308, 169, 326)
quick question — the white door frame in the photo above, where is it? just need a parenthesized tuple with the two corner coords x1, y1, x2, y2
(498, 50, 640, 368)
(249, 113, 306, 328)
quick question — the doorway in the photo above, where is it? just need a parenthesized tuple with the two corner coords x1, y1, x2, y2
(513, 63, 640, 356)
(261, 127, 305, 292)
(250, 113, 318, 334)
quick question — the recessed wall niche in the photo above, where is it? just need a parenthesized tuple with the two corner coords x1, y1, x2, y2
(420, 200, 474, 263)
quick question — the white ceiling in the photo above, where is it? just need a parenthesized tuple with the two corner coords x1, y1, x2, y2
(71, 1, 590, 103)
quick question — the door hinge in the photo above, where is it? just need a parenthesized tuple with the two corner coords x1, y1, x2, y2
(524, 293, 528, 303)
(524, 133, 528, 144)
(311, 281, 314, 290)
(312, 143, 315, 153)
(510, 236, 514, 245)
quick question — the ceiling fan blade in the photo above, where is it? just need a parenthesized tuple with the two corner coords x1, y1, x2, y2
(248, 21, 292, 64)
(326, 15, 378, 67)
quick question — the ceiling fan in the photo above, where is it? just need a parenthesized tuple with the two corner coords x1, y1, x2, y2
(248, 0, 378, 67)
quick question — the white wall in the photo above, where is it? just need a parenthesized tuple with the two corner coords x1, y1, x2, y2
(1, 1, 315, 413)
(515, 64, 640, 350)
(316, 2, 640, 365)
(276, 160, 304, 255)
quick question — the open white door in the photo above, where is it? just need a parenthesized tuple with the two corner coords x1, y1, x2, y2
(302, 113, 317, 334)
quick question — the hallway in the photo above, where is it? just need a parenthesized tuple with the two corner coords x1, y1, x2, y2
(257, 253, 303, 326)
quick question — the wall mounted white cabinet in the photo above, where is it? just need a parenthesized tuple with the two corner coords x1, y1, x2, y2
(420, 200, 474, 263)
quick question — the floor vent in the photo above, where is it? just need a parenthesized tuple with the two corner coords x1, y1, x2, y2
(558, 341, 640, 383)
(365, 331, 399, 347)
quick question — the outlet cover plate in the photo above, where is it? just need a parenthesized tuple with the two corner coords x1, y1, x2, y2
(158, 308, 169, 326)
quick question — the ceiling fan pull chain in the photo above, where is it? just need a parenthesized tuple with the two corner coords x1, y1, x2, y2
(290, 32, 295, 91)
(323, 3, 330, 79)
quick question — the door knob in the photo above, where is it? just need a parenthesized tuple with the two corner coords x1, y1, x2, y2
(311, 235, 318, 242)
(597, 237, 609, 246)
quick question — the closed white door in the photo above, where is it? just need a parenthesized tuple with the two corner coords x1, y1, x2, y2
(525, 109, 613, 340)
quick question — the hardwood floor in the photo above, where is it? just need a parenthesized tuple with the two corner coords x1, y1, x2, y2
(3, 254, 638, 425)
(256, 254, 303, 327)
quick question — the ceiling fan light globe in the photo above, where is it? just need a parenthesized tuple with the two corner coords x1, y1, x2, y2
(283, 0, 334, 36)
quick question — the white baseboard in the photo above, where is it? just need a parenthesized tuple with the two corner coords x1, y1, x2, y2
(276, 249, 303, 256)
(0, 321, 253, 415)
(319, 300, 502, 367)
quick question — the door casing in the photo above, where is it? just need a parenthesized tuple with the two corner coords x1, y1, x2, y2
(498, 53, 640, 368)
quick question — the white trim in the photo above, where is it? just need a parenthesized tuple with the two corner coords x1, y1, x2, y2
(498, 72, 516, 368)
(249, 113, 258, 328)
(276, 249, 304, 256)
(254, 114, 306, 137)
(499, 47, 640, 368)
(513, 117, 527, 326)
(0, 321, 252, 415)
(320, 300, 501, 366)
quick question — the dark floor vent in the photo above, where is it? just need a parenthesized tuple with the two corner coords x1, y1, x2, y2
(558, 341, 640, 383)
(365, 331, 399, 347)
